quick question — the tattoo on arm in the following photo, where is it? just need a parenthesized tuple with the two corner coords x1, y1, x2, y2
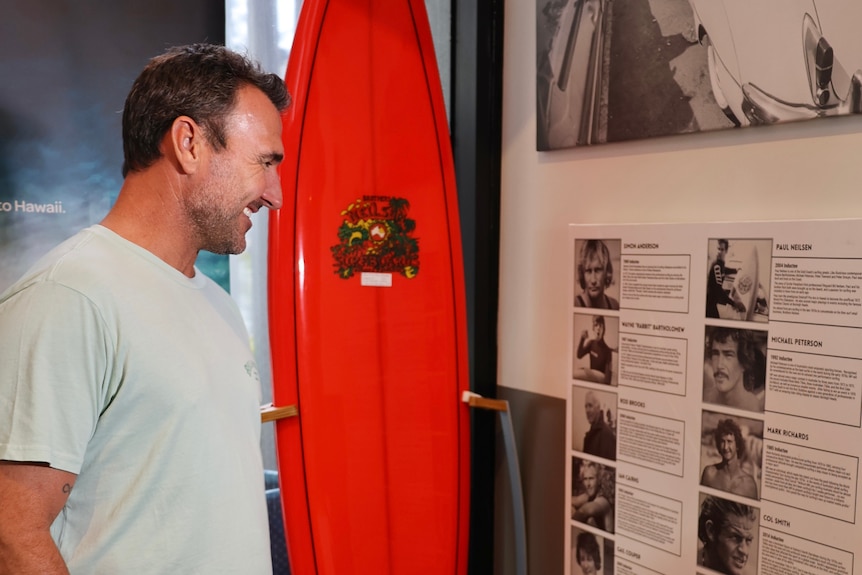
(62, 483, 72, 494)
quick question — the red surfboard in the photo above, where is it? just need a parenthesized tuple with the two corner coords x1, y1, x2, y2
(267, 1, 470, 573)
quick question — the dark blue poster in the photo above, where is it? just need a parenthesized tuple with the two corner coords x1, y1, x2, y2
(0, 1, 227, 292)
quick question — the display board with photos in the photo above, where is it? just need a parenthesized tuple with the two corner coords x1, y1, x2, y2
(567, 219, 862, 575)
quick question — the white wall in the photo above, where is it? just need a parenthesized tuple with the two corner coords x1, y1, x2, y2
(500, 0, 862, 401)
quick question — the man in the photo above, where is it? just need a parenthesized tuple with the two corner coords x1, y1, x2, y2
(706, 239, 745, 318)
(704, 327, 765, 412)
(701, 418, 758, 499)
(575, 239, 620, 310)
(575, 315, 616, 384)
(571, 460, 614, 533)
(698, 495, 758, 575)
(0, 44, 289, 573)
(582, 391, 616, 460)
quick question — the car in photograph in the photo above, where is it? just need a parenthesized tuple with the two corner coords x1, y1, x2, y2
(688, 0, 862, 127)
(536, 0, 606, 150)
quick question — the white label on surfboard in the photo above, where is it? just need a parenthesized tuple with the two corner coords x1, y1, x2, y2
(361, 272, 392, 287)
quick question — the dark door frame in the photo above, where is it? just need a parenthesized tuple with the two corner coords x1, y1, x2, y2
(451, 1, 505, 573)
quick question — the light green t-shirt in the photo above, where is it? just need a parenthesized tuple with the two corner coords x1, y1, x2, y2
(0, 226, 272, 574)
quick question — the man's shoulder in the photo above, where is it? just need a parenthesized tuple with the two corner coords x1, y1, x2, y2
(701, 464, 719, 481)
(1, 229, 99, 299)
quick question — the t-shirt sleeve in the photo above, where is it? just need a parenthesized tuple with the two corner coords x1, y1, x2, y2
(0, 281, 110, 474)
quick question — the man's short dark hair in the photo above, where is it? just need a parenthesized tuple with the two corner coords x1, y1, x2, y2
(706, 327, 758, 391)
(717, 239, 729, 250)
(122, 43, 291, 177)
(575, 531, 601, 569)
(713, 418, 746, 460)
(698, 495, 756, 544)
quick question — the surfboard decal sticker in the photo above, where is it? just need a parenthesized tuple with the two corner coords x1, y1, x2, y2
(331, 195, 420, 279)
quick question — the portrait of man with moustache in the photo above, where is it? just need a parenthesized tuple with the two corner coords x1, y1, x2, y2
(703, 327, 766, 413)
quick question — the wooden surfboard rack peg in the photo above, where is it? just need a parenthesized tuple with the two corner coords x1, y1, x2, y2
(461, 391, 509, 412)
(461, 391, 527, 575)
(260, 403, 299, 423)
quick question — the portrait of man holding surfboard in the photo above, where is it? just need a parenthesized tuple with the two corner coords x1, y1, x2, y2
(705, 238, 771, 322)
(0, 44, 289, 573)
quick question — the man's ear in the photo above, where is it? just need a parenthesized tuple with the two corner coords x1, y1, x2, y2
(168, 116, 205, 175)
(704, 519, 716, 542)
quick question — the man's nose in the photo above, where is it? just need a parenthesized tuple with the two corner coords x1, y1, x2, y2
(261, 171, 283, 210)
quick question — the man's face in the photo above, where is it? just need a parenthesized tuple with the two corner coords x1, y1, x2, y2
(186, 86, 284, 255)
(593, 320, 605, 340)
(718, 433, 737, 464)
(584, 394, 601, 426)
(706, 513, 755, 575)
(583, 255, 607, 300)
(717, 242, 727, 262)
(577, 549, 597, 575)
(711, 339, 744, 395)
(581, 466, 598, 498)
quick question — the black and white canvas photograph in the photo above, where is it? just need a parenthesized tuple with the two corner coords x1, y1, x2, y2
(537, 0, 862, 150)
(570, 526, 614, 575)
(696, 492, 759, 575)
(573, 313, 619, 385)
(571, 457, 615, 534)
(702, 326, 768, 413)
(705, 238, 771, 323)
(571, 385, 617, 461)
(574, 238, 621, 310)
(699, 411, 763, 501)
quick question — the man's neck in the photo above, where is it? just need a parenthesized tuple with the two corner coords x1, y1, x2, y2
(589, 294, 604, 306)
(720, 383, 749, 403)
(102, 171, 200, 277)
(718, 458, 741, 473)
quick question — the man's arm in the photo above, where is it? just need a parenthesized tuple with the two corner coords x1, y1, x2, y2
(572, 494, 610, 523)
(700, 464, 717, 488)
(603, 355, 613, 384)
(570, 492, 589, 518)
(0, 461, 76, 574)
(576, 331, 591, 359)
